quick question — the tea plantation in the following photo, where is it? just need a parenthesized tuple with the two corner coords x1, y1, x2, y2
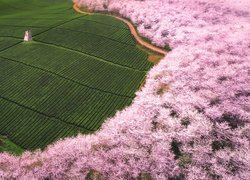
(0, 0, 152, 150)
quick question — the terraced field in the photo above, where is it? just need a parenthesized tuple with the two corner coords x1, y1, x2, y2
(0, 0, 153, 150)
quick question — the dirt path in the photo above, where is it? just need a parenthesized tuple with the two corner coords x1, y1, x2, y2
(73, 4, 168, 55)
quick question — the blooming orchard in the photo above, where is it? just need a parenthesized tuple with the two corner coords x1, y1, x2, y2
(1, 0, 249, 179)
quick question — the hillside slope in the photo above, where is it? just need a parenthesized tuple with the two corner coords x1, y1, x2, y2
(1, 0, 250, 179)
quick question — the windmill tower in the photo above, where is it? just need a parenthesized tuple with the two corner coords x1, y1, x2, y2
(24, 30, 32, 42)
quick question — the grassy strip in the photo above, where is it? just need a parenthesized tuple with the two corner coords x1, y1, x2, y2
(136, 43, 164, 65)
(0, 135, 24, 155)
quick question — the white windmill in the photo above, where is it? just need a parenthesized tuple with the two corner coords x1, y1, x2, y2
(24, 30, 32, 42)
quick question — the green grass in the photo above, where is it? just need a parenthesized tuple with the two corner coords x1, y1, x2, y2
(0, 37, 22, 51)
(34, 28, 150, 70)
(57, 18, 136, 45)
(0, 0, 153, 151)
(0, 26, 48, 38)
(81, 14, 129, 29)
(0, 43, 146, 96)
(0, 135, 24, 155)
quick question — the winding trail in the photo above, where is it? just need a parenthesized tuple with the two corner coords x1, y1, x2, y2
(73, 3, 168, 55)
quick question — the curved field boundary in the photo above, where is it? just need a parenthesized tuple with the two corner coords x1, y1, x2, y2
(73, 3, 168, 55)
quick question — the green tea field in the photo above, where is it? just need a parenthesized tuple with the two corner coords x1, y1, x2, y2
(0, 0, 153, 150)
